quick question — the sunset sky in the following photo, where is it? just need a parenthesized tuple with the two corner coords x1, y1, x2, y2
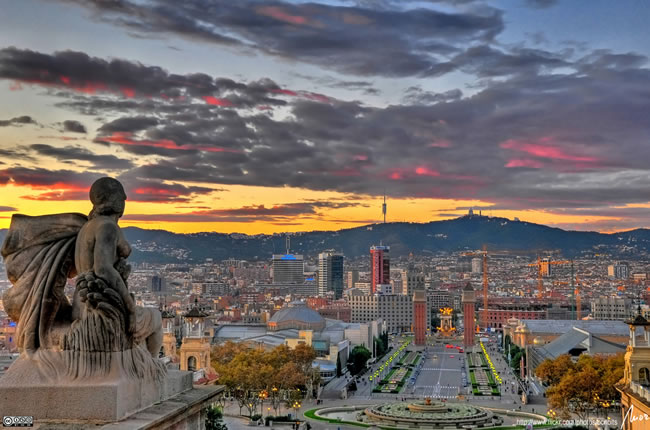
(1, 0, 649, 234)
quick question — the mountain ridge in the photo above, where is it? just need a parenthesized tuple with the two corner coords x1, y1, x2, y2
(1, 215, 649, 263)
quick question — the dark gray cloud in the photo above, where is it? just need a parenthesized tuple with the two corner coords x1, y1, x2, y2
(122, 200, 362, 223)
(98, 116, 160, 134)
(403, 87, 462, 104)
(291, 73, 381, 95)
(0, 115, 37, 127)
(0, 166, 100, 189)
(3, 46, 650, 230)
(0, 47, 290, 108)
(62, 119, 87, 133)
(55, 0, 503, 78)
(0, 206, 17, 212)
(526, 0, 558, 9)
(30, 143, 134, 170)
(0, 165, 217, 203)
(450, 45, 570, 77)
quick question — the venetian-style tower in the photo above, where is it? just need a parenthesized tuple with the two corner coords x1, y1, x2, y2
(462, 283, 476, 348)
(413, 290, 427, 345)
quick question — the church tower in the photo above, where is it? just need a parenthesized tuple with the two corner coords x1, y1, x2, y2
(179, 299, 211, 372)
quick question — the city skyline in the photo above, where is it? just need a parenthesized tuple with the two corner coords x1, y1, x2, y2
(1, 1, 650, 234)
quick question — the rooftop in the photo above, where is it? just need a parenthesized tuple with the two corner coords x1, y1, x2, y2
(521, 319, 630, 336)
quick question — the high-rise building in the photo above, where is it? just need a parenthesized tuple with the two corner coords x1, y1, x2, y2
(349, 292, 412, 333)
(471, 258, 483, 274)
(591, 296, 634, 320)
(428, 289, 452, 310)
(348, 292, 431, 334)
(318, 251, 344, 299)
(608, 262, 630, 280)
(540, 258, 552, 277)
(404, 271, 425, 296)
(413, 291, 427, 345)
(272, 254, 304, 284)
(151, 274, 166, 293)
(462, 283, 476, 347)
(456, 256, 472, 273)
(347, 270, 359, 290)
(370, 245, 390, 294)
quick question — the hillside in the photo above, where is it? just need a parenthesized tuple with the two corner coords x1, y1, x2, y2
(2, 215, 647, 263)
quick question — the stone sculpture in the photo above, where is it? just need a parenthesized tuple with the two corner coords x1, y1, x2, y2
(1, 177, 165, 382)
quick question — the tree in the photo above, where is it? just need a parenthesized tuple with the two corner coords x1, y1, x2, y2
(336, 354, 342, 377)
(542, 353, 624, 419)
(374, 336, 387, 357)
(510, 347, 525, 373)
(205, 406, 228, 430)
(348, 345, 371, 375)
(380, 331, 389, 350)
(536, 354, 576, 386)
(211, 342, 320, 416)
(547, 365, 600, 419)
(431, 312, 441, 333)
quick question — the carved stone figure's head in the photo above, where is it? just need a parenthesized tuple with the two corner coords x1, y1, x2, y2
(89, 177, 127, 219)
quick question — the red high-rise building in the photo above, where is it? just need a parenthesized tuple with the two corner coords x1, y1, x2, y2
(462, 283, 476, 348)
(370, 245, 390, 294)
(413, 291, 427, 345)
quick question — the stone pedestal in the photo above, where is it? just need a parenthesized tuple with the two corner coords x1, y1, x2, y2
(0, 355, 194, 422)
(14, 385, 224, 430)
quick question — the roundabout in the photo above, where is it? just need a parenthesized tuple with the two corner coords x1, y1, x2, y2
(307, 398, 549, 429)
(364, 397, 501, 428)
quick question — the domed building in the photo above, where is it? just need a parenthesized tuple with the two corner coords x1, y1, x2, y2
(267, 300, 326, 331)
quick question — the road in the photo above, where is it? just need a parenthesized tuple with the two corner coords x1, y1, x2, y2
(411, 345, 464, 399)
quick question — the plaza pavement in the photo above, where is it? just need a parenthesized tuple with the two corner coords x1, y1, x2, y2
(224, 337, 549, 429)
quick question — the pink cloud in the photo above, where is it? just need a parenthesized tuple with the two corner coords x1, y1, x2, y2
(304, 92, 331, 103)
(505, 158, 544, 168)
(203, 96, 233, 106)
(98, 132, 241, 153)
(415, 166, 440, 177)
(121, 87, 135, 98)
(272, 88, 298, 97)
(428, 139, 451, 148)
(500, 137, 598, 162)
(257, 6, 308, 25)
(353, 154, 368, 161)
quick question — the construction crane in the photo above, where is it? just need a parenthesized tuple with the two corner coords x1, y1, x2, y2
(527, 257, 571, 298)
(575, 274, 582, 320)
(461, 247, 543, 330)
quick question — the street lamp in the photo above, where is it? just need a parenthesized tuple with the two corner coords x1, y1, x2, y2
(292, 401, 301, 429)
(259, 390, 268, 417)
(271, 387, 279, 415)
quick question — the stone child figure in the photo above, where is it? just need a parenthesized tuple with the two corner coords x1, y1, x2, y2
(1, 177, 164, 381)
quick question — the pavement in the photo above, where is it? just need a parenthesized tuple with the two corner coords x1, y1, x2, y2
(223, 336, 551, 430)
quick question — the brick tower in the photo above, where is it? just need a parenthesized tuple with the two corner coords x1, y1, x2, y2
(413, 290, 427, 345)
(462, 282, 476, 348)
